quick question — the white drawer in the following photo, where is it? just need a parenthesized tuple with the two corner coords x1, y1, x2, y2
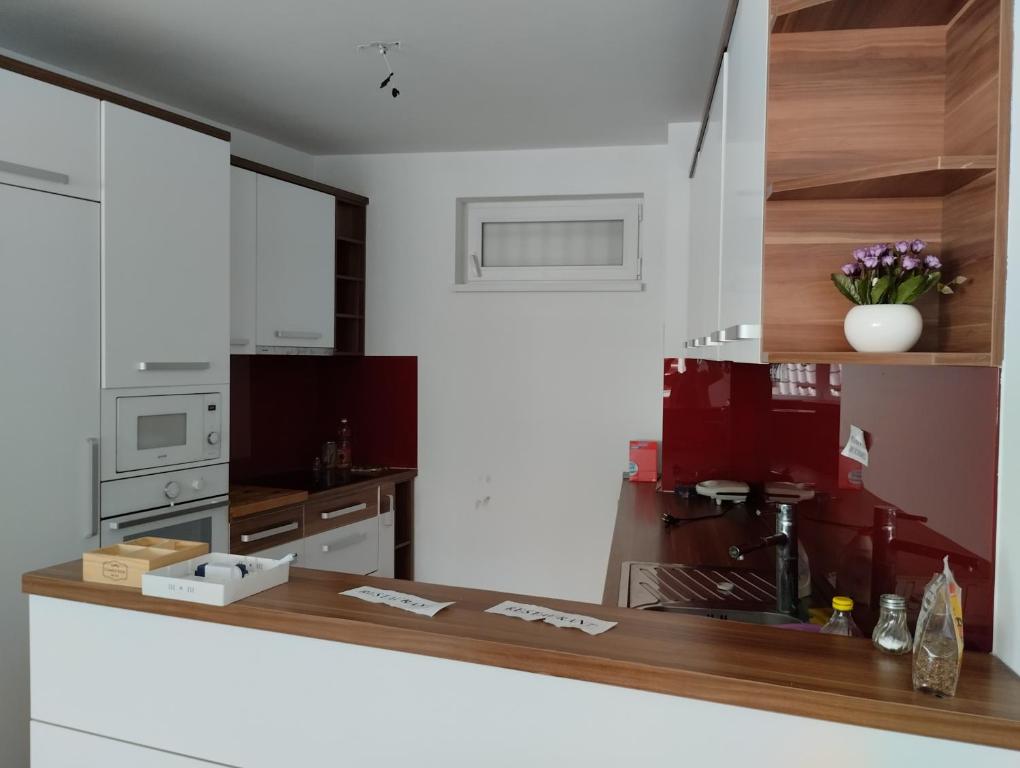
(0, 68, 100, 200)
(33, 721, 219, 767)
(303, 516, 378, 575)
(251, 538, 306, 567)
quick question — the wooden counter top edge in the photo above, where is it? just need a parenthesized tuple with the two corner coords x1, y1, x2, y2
(22, 565, 1020, 752)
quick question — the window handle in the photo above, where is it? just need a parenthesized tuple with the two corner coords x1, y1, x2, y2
(471, 253, 483, 278)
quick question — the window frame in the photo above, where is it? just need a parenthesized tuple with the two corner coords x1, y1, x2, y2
(460, 196, 642, 287)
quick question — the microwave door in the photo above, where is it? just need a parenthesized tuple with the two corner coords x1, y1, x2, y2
(102, 497, 228, 551)
(116, 394, 205, 472)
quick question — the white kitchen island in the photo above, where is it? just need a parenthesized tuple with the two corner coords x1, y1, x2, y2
(25, 563, 1020, 767)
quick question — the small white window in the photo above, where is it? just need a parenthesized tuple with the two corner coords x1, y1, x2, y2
(456, 196, 643, 291)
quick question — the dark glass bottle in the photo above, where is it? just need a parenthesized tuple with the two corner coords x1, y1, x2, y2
(337, 419, 353, 478)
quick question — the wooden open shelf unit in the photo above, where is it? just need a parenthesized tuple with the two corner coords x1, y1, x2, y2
(762, 0, 1011, 366)
(335, 201, 367, 355)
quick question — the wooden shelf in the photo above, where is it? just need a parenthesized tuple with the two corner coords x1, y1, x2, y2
(767, 156, 995, 201)
(395, 541, 411, 550)
(335, 313, 363, 320)
(336, 274, 364, 282)
(336, 235, 365, 245)
(764, 350, 992, 366)
(771, 0, 971, 34)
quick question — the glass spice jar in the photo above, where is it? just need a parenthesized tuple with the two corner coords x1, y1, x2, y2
(872, 594, 912, 654)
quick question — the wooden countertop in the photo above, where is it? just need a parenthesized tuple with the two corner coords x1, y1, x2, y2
(229, 486, 308, 520)
(23, 559, 1020, 750)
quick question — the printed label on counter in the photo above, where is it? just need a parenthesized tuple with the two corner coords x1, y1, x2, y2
(340, 586, 454, 617)
(841, 424, 870, 467)
(485, 601, 618, 636)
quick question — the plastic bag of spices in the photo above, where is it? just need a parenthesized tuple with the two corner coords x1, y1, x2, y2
(912, 556, 964, 697)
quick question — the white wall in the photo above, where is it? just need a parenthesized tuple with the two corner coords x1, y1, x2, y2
(315, 143, 686, 602)
(993, 0, 1020, 673)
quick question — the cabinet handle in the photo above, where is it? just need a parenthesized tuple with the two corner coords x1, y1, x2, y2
(230, 337, 250, 347)
(0, 159, 70, 185)
(320, 502, 367, 520)
(240, 521, 299, 543)
(137, 361, 211, 371)
(322, 531, 368, 553)
(109, 499, 227, 530)
(274, 330, 322, 340)
(86, 438, 100, 538)
(717, 324, 762, 342)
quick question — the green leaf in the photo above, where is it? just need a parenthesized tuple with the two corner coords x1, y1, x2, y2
(831, 274, 861, 305)
(871, 275, 891, 304)
(893, 274, 925, 304)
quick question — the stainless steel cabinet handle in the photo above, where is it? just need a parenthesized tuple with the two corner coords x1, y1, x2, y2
(86, 438, 100, 538)
(230, 337, 250, 347)
(717, 324, 762, 342)
(0, 159, 70, 185)
(274, 331, 322, 340)
(137, 361, 211, 371)
(109, 500, 227, 530)
(240, 521, 299, 543)
(320, 502, 367, 520)
(322, 532, 368, 553)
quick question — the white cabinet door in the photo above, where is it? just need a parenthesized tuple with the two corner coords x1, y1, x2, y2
(101, 103, 230, 387)
(33, 721, 219, 767)
(718, 0, 768, 364)
(256, 175, 334, 349)
(303, 517, 379, 575)
(0, 69, 100, 201)
(686, 54, 728, 360)
(0, 186, 100, 768)
(251, 537, 306, 566)
(230, 167, 257, 355)
(378, 487, 395, 578)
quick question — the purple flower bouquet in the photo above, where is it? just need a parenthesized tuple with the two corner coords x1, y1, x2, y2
(831, 240, 967, 305)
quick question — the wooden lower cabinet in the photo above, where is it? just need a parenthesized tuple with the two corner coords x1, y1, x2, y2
(32, 721, 218, 767)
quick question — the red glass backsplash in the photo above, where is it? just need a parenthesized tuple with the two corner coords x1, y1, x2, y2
(230, 355, 417, 482)
(662, 359, 1000, 651)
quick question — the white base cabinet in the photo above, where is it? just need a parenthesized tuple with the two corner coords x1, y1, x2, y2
(32, 722, 218, 768)
(303, 516, 379, 575)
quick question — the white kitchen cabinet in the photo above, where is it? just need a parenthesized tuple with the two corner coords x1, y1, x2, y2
(101, 102, 230, 387)
(0, 185, 100, 767)
(0, 68, 100, 201)
(255, 174, 334, 350)
(717, 0, 768, 363)
(230, 167, 257, 354)
(251, 537, 306, 566)
(686, 54, 728, 361)
(378, 486, 396, 578)
(303, 516, 379, 575)
(32, 721, 219, 767)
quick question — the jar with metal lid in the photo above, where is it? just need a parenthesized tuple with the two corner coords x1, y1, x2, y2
(872, 594, 912, 654)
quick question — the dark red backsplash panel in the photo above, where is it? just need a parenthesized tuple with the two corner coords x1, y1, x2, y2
(230, 355, 417, 482)
(662, 359, 1000, 651)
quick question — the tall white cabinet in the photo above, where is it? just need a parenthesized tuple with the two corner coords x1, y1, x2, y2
(101, 102, 230, 387)
(230, 167, 257, 354)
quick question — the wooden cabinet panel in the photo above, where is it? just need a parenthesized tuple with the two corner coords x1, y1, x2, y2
(230, 503, 304, 556)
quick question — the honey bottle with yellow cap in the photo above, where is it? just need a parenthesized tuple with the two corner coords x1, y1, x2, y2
(820, 596, 862, 636)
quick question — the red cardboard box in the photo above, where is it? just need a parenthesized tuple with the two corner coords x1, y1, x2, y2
(627, 440, 658, 483)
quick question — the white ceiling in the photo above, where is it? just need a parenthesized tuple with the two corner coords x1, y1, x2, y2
(0, 0, 727, 155)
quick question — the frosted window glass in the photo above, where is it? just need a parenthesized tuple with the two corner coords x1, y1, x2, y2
(481, 220, 625, 268)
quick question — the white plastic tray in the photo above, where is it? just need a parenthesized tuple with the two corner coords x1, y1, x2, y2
(141, 552, 290, 606)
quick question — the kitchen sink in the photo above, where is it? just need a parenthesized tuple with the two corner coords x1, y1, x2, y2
(639, 604, 802, 625)
(619, 561, 804, 625)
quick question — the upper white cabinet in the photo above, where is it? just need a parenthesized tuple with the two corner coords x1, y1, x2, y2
(230, 167, 257, 355)
(686, 54, 728, 361)
(101, 103, 230, 387)
(0, 68, 99, 200)
(718, 0, 768, 363)
(255, 175, 334, 350)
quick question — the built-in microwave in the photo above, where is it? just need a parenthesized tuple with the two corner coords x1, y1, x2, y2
(101, 385, 227, 479)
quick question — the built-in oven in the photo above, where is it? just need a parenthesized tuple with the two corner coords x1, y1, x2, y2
(100, 464, 229, 552)
(101, 385, 227, 480)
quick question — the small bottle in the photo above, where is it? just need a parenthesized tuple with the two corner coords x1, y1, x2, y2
(820, 596, 862, 636)
(872, 594, 912, 654)
(337, 419, 353, 475)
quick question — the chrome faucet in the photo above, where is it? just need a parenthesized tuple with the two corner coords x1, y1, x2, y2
(728, 503, 799, 616)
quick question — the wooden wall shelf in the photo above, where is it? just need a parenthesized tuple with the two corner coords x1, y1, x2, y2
(764, 350, 992, 366)
(772, 0, 971, 33)
(767, 156, 995, 201)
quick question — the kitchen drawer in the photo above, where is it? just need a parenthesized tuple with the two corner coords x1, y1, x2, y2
(305, 486, 378, 537)
(33, 721, 219, 767)
(251, 537, 306, 567)
(0, 68, 100, 200)
(303, 516, 378, 575)
(230, 503, 304, 556)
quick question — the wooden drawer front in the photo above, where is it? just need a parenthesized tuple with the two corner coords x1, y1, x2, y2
(305, 487, 378, 537)
(230, 503, 304, 555)
(303, 517, 378, 575)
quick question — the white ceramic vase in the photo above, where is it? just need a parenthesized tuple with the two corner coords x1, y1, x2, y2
(843, 304, 923, 353)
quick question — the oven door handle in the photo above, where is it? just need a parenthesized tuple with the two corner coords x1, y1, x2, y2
(108, 499, 228, 530)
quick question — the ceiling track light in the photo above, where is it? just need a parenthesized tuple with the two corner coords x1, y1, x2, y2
(357, 41, 402, 98)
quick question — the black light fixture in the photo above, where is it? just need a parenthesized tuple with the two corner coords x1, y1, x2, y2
(358, 42, 401, 98)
